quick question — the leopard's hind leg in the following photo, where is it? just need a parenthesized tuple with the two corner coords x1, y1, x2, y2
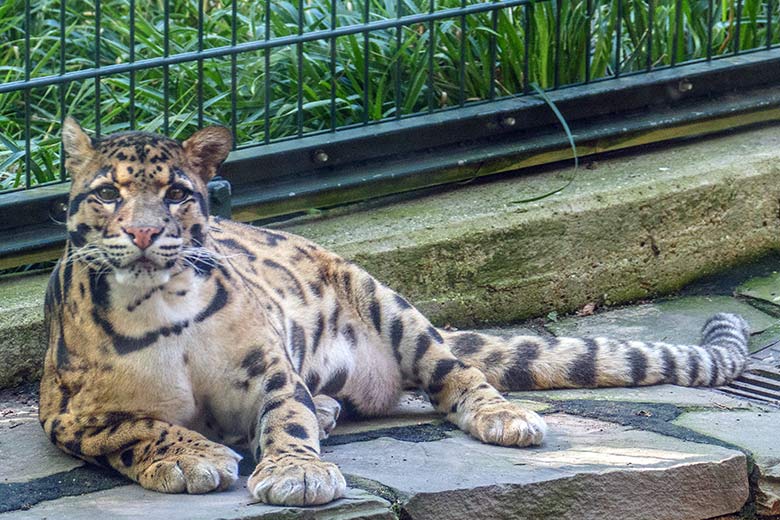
(313, 394, 341, 439)
(329, 261, 750, 448)
(331, 262, 546, 447)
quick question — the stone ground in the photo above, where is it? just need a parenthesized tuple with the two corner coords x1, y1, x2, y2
(2, 258, 780, 519)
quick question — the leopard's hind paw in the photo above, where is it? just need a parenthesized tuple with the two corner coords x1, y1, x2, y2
(459, 402, 547, 447)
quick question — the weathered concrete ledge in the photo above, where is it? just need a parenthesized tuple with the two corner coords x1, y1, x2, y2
(2, 126, 780, 387)
(0, 275, 49, 388)
(286, 125, 780, 327)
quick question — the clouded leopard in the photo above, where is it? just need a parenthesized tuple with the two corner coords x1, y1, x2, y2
(39, 117, 750, 506)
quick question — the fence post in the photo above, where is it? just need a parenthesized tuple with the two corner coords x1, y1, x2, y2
(208, 175, 232, 218)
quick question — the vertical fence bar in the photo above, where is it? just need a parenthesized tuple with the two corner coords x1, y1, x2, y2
(459, 0, 466, 106)
(524, 2, 531, 91)
(706, 0, 713, 59)
(734, 0, 743, 54)
(671, 0, 681, 65)
(614, 0, 622, 77)
(94, 0, 102, 138)
(163, 0, 170, 134)
(768, 0, 774, 49)
(197, 0, 204, 128)
(554, 0, 562, 88)
(230, 0, 237, 144)
(488, 6, 497, 99)
(264, 0, 271, 143)
(427, 0, 435, 111)
(647, 0, 654, 70)
(585, 0, 592, 81)
(395, 0, 403, 118)
(297, 0, 304, 136)
(24, 0, 32, 189)
(363, 0, 370, 124)
(330, 0, 338, 129)
(129, 0, 136, 129)
(59, 0, 67, 181)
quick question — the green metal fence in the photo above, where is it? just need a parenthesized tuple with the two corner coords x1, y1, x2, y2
(2, 0, 780, 268)
(2, 0, 780, 192)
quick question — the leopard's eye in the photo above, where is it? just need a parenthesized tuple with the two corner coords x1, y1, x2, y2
(165, 186, 190, 203)
(96, 185, 120, 203)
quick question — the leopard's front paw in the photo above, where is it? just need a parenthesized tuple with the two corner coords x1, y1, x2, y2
(460, 402, 547, 447)
(248, 456, 346, 506)
(139, 442, 241, 494)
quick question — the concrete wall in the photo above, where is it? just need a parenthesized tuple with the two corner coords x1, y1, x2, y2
(289, 126, 780, 326)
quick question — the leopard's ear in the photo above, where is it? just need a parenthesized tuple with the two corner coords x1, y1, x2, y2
(182, 126, 232, 182)
(62, 116, 96, 178)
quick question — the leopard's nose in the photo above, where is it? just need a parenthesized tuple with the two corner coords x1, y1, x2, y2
(122, 226, 163, 250)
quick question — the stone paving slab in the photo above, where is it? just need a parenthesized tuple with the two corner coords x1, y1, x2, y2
(1, 421, 83, 485)
(327, 414, 748, 520)
(0, 484, 393, 520)
(0, 393, 755, 520)
(0, 415, 392, 519)
(547, 295, 778, 350)
(327, 392, 439, 436)
(674, 410, 780, 516)
(519, 385, 753, 409)
(747, 324, 780, 358)
(736, 272, 780, 317)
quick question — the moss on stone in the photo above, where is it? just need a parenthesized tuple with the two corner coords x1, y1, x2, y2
(0, 273, 48, 388)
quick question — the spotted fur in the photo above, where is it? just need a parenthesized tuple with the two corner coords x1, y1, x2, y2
(40, 118, 751, 506)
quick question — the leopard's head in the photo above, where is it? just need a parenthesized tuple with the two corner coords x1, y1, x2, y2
(62, 117, 232, 286)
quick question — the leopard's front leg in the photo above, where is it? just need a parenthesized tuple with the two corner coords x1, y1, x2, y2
(40, 412, 241, 493)
(247, 373, 346, 506)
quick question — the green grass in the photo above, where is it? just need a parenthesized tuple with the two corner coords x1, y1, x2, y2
(1, 0, 778, 191)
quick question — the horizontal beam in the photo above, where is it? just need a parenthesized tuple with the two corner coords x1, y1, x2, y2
(222, 49, 780, 185)
(230, 87, 780, 221)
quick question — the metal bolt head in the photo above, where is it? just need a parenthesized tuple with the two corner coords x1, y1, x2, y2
(50, 201, 68, 224)
(313, 149, 329, 164)
(501, 116, 517, 128)
(678, 79, 693, 93)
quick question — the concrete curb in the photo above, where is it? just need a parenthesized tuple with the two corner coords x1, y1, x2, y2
(0, 275, 49, 388)
(287, 126, 780, 326)
(2, 125, 780, 387)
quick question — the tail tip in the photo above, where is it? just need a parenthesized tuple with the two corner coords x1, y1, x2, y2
(702, 312, 750, 343)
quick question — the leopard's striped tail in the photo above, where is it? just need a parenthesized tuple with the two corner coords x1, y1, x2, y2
(445, 313, 750, 391)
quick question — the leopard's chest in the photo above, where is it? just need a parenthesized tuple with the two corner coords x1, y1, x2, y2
(98, 279, 268, 434)
(105, 331, 200, 426)
(93, 279, 212, 425)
